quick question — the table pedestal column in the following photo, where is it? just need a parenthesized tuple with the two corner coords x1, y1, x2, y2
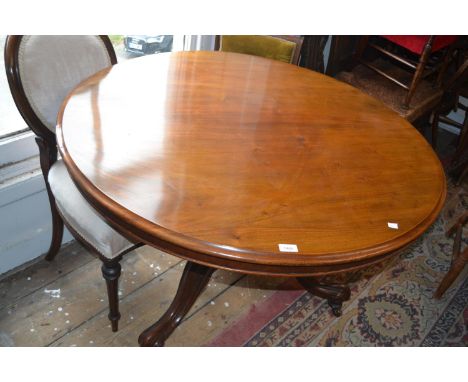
(297, 277, 351, 316)
(138, 261, 214, 347)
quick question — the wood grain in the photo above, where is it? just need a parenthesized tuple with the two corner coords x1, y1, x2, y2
(57, 51, 446, 276)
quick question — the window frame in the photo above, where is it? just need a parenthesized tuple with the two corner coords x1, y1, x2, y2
(0, 131, 38, 167)
(0, 34, 38, 169)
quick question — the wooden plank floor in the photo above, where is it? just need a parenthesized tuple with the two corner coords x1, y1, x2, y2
(0, 241, 284, 346)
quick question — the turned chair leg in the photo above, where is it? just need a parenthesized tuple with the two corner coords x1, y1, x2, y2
(101, 259, 122, 332)
(434, 212, 468, 299)
(434, 247, 468, 299)
(456, 164, 468, 186)
(404, 36, 435, 108)
(436, 45, 455, 88)
(431, 110, 440, 151)
(452, 113, 468, 165)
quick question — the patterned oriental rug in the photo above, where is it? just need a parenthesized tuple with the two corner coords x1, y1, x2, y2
(207, 178, 468, 347)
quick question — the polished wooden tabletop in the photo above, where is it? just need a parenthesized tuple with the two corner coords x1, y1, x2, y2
(57, 51, 446, 276)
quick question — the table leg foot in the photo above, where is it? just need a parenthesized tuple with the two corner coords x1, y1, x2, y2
(138, 261, 215, 347)
(328, 298, 344, 317)
(297, 277, 351, 317)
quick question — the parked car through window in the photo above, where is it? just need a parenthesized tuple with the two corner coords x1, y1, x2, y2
(124, 35, 174, 55)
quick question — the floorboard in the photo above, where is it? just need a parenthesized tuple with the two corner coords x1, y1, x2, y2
(0, 241, 93, 310)
(0, 242, 269, 346)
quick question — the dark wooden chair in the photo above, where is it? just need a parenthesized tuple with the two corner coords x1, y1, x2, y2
(354, 35, 458, 108)
(215, 35, 304, 66)
(4, 35, 143, 332)
(336, 60, 443, 123)
(434, 211, 468, 299)
(431, 58, 468, 163)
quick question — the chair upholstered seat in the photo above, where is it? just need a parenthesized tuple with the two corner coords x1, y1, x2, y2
(352, 35, 458, 109)
(48, 160, 134, 258)
(381, 35, 458, 55)
(336, 60, 443, 122)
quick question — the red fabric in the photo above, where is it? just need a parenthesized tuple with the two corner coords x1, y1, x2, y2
(381, 35, 458, 54)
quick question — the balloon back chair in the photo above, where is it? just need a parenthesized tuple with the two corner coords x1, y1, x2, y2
(4, 35, 143, 332)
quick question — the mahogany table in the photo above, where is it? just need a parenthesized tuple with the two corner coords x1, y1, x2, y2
(57, 51, 446, 346)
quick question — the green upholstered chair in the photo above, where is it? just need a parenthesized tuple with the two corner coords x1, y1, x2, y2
(217, 35, 304, 65)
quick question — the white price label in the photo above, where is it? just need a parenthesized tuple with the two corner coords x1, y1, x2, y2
(278, 244, 299, 252)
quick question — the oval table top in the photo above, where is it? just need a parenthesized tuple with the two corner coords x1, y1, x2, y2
(57, 51, 446, 276)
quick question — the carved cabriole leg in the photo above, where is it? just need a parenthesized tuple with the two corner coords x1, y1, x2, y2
(35, 136, 64, 261)
(297, 277, 351, 317)
(138, 261, 215, 347)
(101, 259, 122, 332)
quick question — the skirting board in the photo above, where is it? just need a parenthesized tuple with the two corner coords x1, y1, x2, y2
(0, 172, 72, 274)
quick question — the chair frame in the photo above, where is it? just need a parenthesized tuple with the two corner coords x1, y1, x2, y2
(272, 35, 304, 66)
(354, 35, 455, 108)
(215, 35, 304, 66)
(433, 212, 468, 299)
(431, 58, 468, 161)
(4, 35, 143, 332)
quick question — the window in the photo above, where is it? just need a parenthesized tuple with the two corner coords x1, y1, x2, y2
(109, 35, 215, 60)
(0, 35, 30, 139)
(109, 35, 185, 61)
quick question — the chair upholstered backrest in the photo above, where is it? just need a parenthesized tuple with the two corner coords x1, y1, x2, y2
(5, 35, 117, 139)
(219, 35, 303, 65)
